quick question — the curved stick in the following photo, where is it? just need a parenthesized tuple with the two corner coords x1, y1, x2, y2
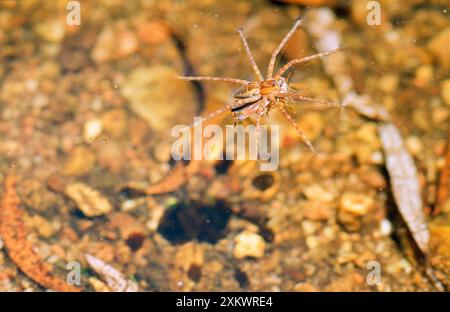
(238, 29, 264, 81)
(266, 18, 302, 79)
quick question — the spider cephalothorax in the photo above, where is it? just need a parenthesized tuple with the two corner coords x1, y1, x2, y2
(179, 18, 341, 152)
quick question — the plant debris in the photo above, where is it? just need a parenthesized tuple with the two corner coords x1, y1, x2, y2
(65, 182, 112, 217)
(0, 175, 81, 292)
(85, 254, 138, 292)
(379, 123, 429, 254)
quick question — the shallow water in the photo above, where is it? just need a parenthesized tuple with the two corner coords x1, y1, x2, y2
(0, 0, 449, 292)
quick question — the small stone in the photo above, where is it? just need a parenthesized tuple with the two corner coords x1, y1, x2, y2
(30, 215, 57, 238)
(302, 184, 335, 202)
(378, 74, 398, 93)
(116, 30, 138, 59)
(34, 19, 65, 43)
(405, 136, 423, 156)
(301, 220, 319, 236)
(302, 201, 333, 221)
(379, 219, 393, 236)
(233, 231, 265, 259)
(414, 65, 434, 86)
(91, 25, 138, 63)
(305, 236, 319, 250)
(441, 80, 450, 107)
(63, 146, 96, 176)
(339, 192, 374, 216)
(65, 183, 112, 217)
(428, 26, 450, 71)
(121, 66, 197, 132)
(101, 109, 127, 138)
(135, 20, 171, 45)
(293, 282, 319, 292)
(432, 106, 449, 124)
(83, 118, 103, 142)
(88, 277, 110, 292)
(120, 199, 140, 212)
(297, 112, 324, 142)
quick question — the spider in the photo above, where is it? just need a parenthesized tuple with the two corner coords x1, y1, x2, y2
(178, 18, 341, 152)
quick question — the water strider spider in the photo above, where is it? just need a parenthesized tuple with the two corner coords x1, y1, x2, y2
(178, 18, 342, 152)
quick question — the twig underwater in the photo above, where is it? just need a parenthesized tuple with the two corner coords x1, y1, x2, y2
(0, 174, 82, 292)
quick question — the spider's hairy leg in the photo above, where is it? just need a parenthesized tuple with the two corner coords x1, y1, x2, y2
(277, 92, 340, 108)
(255, 112, 261, 160)
(275, 49, 342, 77)
(181, 105, 231, 131)
(237, 28, 264, 81)
(177, 76, 249, 85)
(275, 100, 316, 153)
(266, 18, 302, 79)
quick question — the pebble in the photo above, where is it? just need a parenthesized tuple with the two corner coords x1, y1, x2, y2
(302, 184, 335, 202)
(378, 74, 399, 93)
(88, 277, 110, 292)
(34, 19, 65, 43)
(30, 215, 57, 238)
(414, 64, 434, 86)
(296, 112, 324, 142)
(339, 192, 374, 216)
(91, 25, 138, 63)
(379, 219, 393, 236)
(305, 236, 319, 250)
(135, 20, 171, 45)
(121, 66, 197, 132)
(63, 146, 96, 176)
(301, 220, 320, 236)
(293, 282, 319, 292)
(302, 200, 333, 221)
(101, 109, 127, 138)
(233, 231, 265, 259)
(405, 136, 423, 156)
(441, 80, 450, 107)
(65, 182, 112, 217)
(83, 118, 103, 142)
(428, 26, 450, 71)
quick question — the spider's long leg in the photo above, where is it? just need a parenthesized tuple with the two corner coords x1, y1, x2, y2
(266, 18, 302, 79)
(255, 112, 261, 160)
(276, 92, 340, 108)
(182, 105, 231, 131)
(237, 29, 264, 81)
(277, 103, 315, 153)
(275, 49, 341, 77)
(178, 76, 249, 85)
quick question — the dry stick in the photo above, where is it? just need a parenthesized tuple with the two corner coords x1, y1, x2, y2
(0, 175, 82, 292)
(238, 28, 264, 81)
(85, 254, 138, 292)
(304, 8, 430, 252)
